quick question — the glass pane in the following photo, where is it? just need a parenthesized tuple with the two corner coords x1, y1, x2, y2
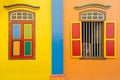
(17, 16, 22, 19)
(24, 41, 32, 56)
(98, 13, 103, 16)
(88, 12, 92, 15)
(28, 14, 32, 17)
(28, 17, 32, 19)
(98, 16, 103, 19)
(13, 24, 20, 38)
(12, 16, 16, 19)
(93, 12, 97, 15)
(88, 16, 92, 19)
(24, 24, 32, 39)
(28, 13, 33, 19)
(93, 16, 97, 19)
(82, 16, 86, 20)
(28, 14, 33, 19)
(23, 16, 27, 19)
(23, 12, 27, 19)
(17, 12, 22, 16)
(13, 41, 20, 56)
(23, 13, 27, 16)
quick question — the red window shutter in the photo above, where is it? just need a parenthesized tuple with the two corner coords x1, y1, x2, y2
(71, 22, 82, 58)
(104, 21, 116, 58)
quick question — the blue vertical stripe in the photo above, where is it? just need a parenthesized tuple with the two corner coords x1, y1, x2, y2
(13, 24, 20, 39)
(52, 0, 63, 74)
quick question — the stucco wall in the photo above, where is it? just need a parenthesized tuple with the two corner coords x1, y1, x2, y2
(0, 0, 51, 80)
(64, 0, 120, 80)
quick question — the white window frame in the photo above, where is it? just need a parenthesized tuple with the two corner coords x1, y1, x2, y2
(10, 11, 34, 20)
(81, 12, 104, 21)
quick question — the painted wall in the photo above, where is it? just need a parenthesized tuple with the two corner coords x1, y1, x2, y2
(0, 0, 120, 80)
(0, 0, 51, 80)
(64, 0, 120, 80)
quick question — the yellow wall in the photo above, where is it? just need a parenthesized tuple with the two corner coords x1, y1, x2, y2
(0, 0, 51, 80)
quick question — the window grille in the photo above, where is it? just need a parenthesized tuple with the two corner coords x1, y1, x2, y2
(82, 22, 103, 58)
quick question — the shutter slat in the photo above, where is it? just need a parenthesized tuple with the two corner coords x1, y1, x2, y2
(106, 23, 114, 38)
(106, 40, 115, 56)
(72, 40, 81, 56)
(72, 23, 80, 38)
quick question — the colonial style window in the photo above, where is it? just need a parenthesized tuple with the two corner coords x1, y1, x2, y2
(9, 11, 35, 59)
(71, 10, 116, 59)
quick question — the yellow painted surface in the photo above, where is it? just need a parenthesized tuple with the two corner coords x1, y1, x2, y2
(0, 0, 51, 80)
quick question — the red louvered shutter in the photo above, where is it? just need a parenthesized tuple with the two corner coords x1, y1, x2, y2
(104, 21, 116, 58)
(71, 22, 82, 58)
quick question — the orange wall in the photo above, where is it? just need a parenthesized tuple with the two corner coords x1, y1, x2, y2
(64, 0, 120, 80)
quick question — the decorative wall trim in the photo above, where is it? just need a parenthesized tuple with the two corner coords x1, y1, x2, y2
(74, 3, 111, 10)
(4, 4, 40, 10)
(52, 0, 64, 75)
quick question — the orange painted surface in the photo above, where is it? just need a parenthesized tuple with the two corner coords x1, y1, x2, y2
(64, 0, 120, 80)
(13, 41, 20, 55)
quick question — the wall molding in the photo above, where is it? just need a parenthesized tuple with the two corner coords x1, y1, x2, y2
(4, 4, 40, 10)
(74, 3, 111, 10)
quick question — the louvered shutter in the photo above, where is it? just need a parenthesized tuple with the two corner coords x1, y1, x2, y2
(71, 22, 82, 58)
(104, 21, 116, 58)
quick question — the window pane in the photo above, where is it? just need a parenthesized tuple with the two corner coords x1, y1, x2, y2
(24, 41, 32, 56)
(13, 41, 20, 56)
(88, 16, 92, 19)
(24, 24, 32, 39)
(93, 16, 97, 19)
(13, 24, 20, 38)
(88, 13, 92, 15)
(98, 13, 103, 16)
(82, 16, 86, 20)
(17, 12, 22, 15)
(12, 13, 16, 16)
(28, 16, 32, 19)
(98, 16, 103, 19)
(23, 13, 27, 16)
(93, 12, 97, 15)
(28, 14, 33, 19)
(17, 16, 22, 19)
(23, 16, 27, 19)
(12, 16, 16, 19)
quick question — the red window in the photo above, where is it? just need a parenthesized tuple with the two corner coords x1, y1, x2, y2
(9, 11, 35, 59)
